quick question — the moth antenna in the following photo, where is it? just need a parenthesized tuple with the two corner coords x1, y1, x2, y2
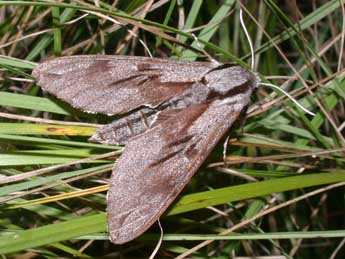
(260, 82, 316, 116)
(191, 33, 221, 65)
(149, 219, 163, 259)
(239, 8, 255, 71)
(239, 7, 314, 117)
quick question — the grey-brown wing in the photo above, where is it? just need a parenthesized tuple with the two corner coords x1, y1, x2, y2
(32, 55, 216, 115)
(107, 88, 254, 244)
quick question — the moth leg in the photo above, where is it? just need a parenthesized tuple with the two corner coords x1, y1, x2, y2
(222, 105, 249, 165)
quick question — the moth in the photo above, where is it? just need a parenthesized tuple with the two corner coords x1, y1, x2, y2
(32, 55, 258, 244)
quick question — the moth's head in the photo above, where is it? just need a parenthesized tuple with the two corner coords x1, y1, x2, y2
(204, 65, 258, 95)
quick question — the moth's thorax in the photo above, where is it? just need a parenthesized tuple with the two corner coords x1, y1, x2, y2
(204, 65, 257, 95)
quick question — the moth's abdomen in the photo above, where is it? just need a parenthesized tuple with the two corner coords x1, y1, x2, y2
(89, 108, 158, 145)
(90, 81, 213, 145)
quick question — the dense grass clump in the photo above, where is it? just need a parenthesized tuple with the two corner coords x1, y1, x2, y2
(0, 1, 344, 258)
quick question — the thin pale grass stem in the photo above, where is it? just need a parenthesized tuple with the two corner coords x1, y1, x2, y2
(191, 33, 220, 64)
(0, 150, 121, 185)
(289, 193, 328, 256)
(330, 237, 345, 259)
(115, 0, 154, 54)
(339, 121, 345, 131)
(8, 6, 34, 57)
(64, 13, 89, 25)
(206, 206, 229, 217)
(222, 146, 345, 164)
(222, 135, 230, 162)
(0, 167, 112, 204)
(201, 203, 246, 224)
(0, 111, 102, 127)
(149, 219, 163, 259)
(80, 10, 153, 57)
(215, 167, 257, 182)
(0, 18, 49, 49)
(253, 1, 266, 71)
(5, 77, 34, 82)
(61, 0, 168, 55)
(182, 10, 234, 34)
(177, 0, 185, 31)
(337, 0, 345, 71)
(10, 185, 109, 208)
(265, 75, 312, 82)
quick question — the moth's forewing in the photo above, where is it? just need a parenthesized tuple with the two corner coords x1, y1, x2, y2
(107, 69, 256, 244)
(32, 55, 216, 116)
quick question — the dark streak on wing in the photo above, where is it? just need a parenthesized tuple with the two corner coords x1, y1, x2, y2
(32, 55, 216, 115)
(107, 74, 145, 86)
(183, 137, 202, 157)
(166, 134, 194, 148)
(148, 148, 185, 168)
